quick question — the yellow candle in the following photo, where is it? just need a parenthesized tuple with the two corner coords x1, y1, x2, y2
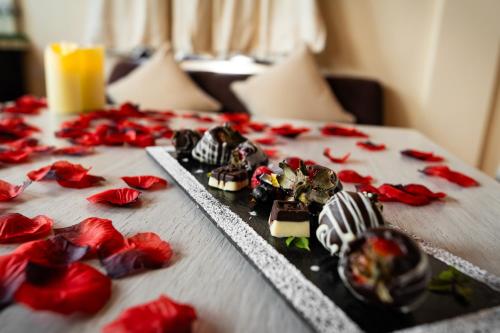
(45, 42, 105, 114)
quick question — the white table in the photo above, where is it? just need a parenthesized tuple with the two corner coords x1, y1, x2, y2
(0, 110, 499, 333)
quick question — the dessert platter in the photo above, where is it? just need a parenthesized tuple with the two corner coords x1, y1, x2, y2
(147, 124, 500, 333)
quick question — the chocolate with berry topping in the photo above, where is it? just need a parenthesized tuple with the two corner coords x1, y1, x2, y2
(230, 140, 268, 173)
(339, 228, 431, 312)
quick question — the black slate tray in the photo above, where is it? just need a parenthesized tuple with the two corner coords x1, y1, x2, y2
(147, 147, 500, 333)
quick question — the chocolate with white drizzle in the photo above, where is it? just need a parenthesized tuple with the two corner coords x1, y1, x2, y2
(191, 124, 246, 165)
(316, 191, 383, 255)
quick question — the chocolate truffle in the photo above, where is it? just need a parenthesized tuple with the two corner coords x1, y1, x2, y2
(269, 200, 310, 238)
(316, 191, 383, 255)
(192, 124, 246, 165)
(172, 129, 201, 158)
(338, 227, 431, 312)
(208, 165, 249, 191)
(230, 140, 268, 173)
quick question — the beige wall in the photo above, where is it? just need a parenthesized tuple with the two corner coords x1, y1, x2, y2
(19, 0, 500, 174)
(317, 0, 500, 171)
(480, 65, 500, 178)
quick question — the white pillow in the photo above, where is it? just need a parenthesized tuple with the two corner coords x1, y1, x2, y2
(108, 44, 221, 112)
(231, 45, 355, 123)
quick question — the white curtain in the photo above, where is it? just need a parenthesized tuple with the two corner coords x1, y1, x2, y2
(85, 0, 326, 59)
(172, 0, 326, 59)
(85, 0, 170, 53)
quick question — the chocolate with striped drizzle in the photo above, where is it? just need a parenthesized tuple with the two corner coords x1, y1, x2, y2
(316, 191, 384, 255)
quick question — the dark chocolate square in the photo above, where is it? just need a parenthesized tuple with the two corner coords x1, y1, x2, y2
(269, 200, 309, 222)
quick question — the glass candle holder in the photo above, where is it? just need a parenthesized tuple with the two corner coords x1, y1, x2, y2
(44, 42, 105, 114)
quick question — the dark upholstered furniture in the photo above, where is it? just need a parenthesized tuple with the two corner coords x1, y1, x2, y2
(108, 59, 383, 125)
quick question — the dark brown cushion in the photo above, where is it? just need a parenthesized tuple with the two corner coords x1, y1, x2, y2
(108, 60, 383, 125)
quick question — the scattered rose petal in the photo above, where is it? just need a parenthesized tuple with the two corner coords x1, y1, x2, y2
(121, 176, 167, 190)
(270, 124, 310, 138)
(87, 188, 141, 206)
(0, 149, 30, 163)
(196, 127, 207, 134)
(356, 141, 386, 151)
(356, 183, 445, 206)
(0, 254, 27, 309)
(53, 145, 95, 156)
(28, 160, 90, 182)
(338, 170, 373, 184)
(102, 295, 196, 333)
(0, 117, 39, 143)
(2, 95, 46, 115)
(402, 183, 446, 199)
(254, 136, 277, 146)
(219, 113, 250, 124)
(251, 166, 273, 189)
(57, 174, 105, 189)
(320, 124, 368, 137)
(323, 148, 350, 163)
(401, 149, 444, 162)
(0, 213, 53, 244)
(54, 217, 124, 257)
(420, 165, 479, 187)
(15, 235, 89, 266)
(0, 179, 30, 201)
(263, 149, 279, 159)
(356, 184, 383, 197)
(247, 121, 267, 132)
(377, 184, 430, 206)
(100, 232, 172, 278)
(283, 157, 303, 170)
(14, 262, 111, 315)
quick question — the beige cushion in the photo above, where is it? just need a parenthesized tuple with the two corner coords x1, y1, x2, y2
(108, 44, 221, 111)
(231, 45, 355, 122)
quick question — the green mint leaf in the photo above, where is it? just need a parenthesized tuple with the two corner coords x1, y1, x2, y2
(285, 236, 295, 247)
(294, 237, 310, 251)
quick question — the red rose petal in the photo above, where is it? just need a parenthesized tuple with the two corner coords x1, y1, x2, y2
(247, 121, 267, 132)
(0, 213, 53, 244)
(401, 149, 444, 162)
(378, 184, 430, 206)
(263, 149, 279, 159)
(54, 217, 124, 257)
(0, 254, 27, 309)
(15, 235, 89, 266)
(356, 184, 382, 196)
(57, 174, 105, 189)
(14, 262, 111, 315)
(402, 183, 446, 199)
(100, 232, 172, 278)
(50, 160, 90, 181)
(356, 141, 386, 151)
(53, 145, 95, 156)
(0, 117, 39, 143)
(219, 112, 250, 124)
(27, 165, 52, 181)
(251, 166, 273, 189)
(87, 188, 141, 206)
(254, 136, 277, 146)
(103, 295, 196, 333)
(28, 160, 90, 182)
(0, 179, 30, 201)
(338, 170, 373, 184)
(196, 127, 207, 134)
(121, 175, 167, 190)
(270, 124, 310, 138)
(420, 165, 479, 187)
(320, 124, 368, 137)
(0, 149, 30, 163)
(323, 148, 350, 163)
